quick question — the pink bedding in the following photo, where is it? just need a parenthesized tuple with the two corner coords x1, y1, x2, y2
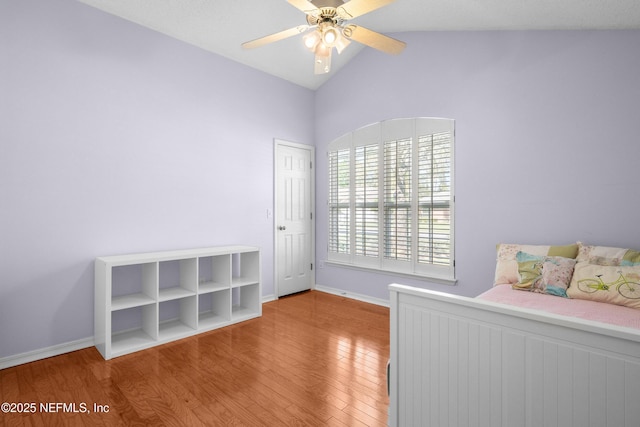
(478, 284, 640, 330)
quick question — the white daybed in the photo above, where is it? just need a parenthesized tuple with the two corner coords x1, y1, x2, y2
(388, 242, 640, 427)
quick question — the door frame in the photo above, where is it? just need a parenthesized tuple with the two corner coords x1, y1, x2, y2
(273, 139, 315, 298)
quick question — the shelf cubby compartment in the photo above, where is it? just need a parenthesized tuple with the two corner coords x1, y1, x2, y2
(111, 262, 157, 310)
(158, 296, 197, 341)
(231, 283, 260, 321)
(198, 254, 231, 293)
(198, 288, 231, 329)
(110, 303, 158, 357)
(158, 259, 197, 302)
(231, 251, 260, 287)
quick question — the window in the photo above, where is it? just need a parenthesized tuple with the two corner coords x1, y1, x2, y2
(328, 118, 455, 282)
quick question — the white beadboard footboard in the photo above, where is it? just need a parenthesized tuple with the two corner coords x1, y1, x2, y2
(388, 284, 640, 427)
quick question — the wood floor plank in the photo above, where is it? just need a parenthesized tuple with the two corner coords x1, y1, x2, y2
(0, 291, 390, 426)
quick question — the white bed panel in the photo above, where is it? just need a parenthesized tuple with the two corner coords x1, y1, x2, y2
(389, 284, 640, 427)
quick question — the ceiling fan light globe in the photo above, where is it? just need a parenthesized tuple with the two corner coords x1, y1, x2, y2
(303, 31, 320, 51)
(315, 42, 331, 58)
(322, 27, 339, 46)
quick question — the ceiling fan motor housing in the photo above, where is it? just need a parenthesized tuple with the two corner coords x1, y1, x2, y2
(306, 7, 344, 26)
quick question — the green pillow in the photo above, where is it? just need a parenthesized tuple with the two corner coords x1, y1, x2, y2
(622, 249, 640, 265)
(547, 244, 579, 259)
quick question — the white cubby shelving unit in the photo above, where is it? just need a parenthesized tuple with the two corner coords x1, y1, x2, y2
(95, 246, 261, 360)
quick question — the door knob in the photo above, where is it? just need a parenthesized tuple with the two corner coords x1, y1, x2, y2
(278, 226, 286, 231)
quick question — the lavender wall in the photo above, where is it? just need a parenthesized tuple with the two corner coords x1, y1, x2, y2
(0, 0, 314, 359)
(314, 30, 640, 300)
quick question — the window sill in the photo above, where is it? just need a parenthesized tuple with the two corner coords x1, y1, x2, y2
(325, 260, 457, 286)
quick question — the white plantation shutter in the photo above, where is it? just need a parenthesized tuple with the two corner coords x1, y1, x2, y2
(327, 118, 455, 282)
(416, 131, 453, 276)
(354, 143, 379, 258)
(328, 139, 350, 261)
(383, 137, 412, 262)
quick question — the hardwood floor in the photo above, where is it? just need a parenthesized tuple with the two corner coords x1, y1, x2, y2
(0, 291, 390, 426)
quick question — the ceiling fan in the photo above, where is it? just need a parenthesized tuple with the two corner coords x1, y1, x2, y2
(242, 0, 406, 74)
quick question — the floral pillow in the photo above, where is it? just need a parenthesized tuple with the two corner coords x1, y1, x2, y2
(513, 251, 577, 297)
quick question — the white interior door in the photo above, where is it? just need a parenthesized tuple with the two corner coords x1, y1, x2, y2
(275, 140, 314, 297)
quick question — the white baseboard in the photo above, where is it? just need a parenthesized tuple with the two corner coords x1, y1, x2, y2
(0, 337, 95, 370)
(262, 294, 277, 304)
(314, 284, 389, 308)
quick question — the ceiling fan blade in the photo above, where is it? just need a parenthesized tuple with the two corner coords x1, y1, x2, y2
(337, 0, 396, 19)
(288, 0, 319, 15)
(343, 24, 406, 55)
(242, 25, 310, 49)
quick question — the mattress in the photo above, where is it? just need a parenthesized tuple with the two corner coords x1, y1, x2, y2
(478, 284, 640, 330)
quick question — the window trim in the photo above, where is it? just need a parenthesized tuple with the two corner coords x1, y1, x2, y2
(327, 118, 456, 283)
(324, 259, 457, 285)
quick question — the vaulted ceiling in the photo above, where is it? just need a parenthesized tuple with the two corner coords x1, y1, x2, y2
(77, 0, 640, 89)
